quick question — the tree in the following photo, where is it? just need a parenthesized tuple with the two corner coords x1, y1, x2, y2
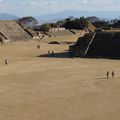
(40, 24, 52, 31)
(49, 23, 58, 28)
(80, 17, 88, 29)
(63, 17, 88, 30)
(93, 21, 109, 28)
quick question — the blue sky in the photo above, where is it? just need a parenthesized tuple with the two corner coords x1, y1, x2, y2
(0, 0, 120, 16)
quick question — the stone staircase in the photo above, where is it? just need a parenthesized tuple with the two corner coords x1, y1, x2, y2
(0, 21, 31, 41)
(84, 33, 96, 56)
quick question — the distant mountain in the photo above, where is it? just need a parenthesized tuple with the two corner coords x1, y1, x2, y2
(0, 13, 19, 20)
(36, 10, 120, 23)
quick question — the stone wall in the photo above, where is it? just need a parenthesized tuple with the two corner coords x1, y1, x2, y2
(69, 32, 120, 59)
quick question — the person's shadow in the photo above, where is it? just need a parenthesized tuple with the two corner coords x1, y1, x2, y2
(37, 51, 71, 58)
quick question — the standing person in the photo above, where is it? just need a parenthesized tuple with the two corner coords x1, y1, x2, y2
(106, 71, 109, 79)
(48, 51, 50, 56)
(37, 45, 40, 49)
(5, 58, 8, 66)
(52, 51, 54, 56)
(112, 71, 115, 78)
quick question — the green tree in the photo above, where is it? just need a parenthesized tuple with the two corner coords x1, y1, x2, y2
(40, 24, 52, 31)
(50, 23, 58, 28)
(63, 17, 88, 30)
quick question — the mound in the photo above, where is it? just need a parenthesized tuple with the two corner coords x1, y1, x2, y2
(69, 32, 120, 59)
(0, 21, 31, 42)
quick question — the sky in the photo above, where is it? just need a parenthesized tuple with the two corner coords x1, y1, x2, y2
(0, 0, 120, 17)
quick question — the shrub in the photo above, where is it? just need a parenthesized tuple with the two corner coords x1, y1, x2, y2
(40, 24, 52, 31)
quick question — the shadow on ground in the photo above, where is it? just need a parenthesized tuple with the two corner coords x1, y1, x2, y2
(37, 51, 71, 58)
(95, 77, 107, 80)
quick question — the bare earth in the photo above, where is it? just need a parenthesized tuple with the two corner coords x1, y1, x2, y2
(0, 38, 120, 120)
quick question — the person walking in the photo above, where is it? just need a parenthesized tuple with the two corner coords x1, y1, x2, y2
(48, 51, 50, 56)
(5, 58, 8, 66)
(37, 45, 40, 49)
(112, 71, 115, 78)
(106, 71, 109, 79)
(52, 51, 54, 56)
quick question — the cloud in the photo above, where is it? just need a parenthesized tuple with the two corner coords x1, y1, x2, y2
(21, 0, 59, 9)
(18, 0, 60, 16)
(0, 0, 120, 16)
(0, 1, 10, 11)
(67, 0, 120, 11)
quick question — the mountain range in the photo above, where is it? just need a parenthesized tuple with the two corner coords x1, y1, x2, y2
(0, 13, 19, 20)
(0, 10, 120, 23)
(36, 10, 120, 23)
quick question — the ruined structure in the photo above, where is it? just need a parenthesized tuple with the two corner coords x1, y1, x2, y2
(0, 20, 31, 43)
(69, 31, 120, 59)
(48, 30, 76, 36)
(88, 22, 96, 32)
(49, 27, 65, 32)
(25, 29, 39, 39)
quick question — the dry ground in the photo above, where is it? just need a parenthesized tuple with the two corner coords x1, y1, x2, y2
(0, 37, 120, 120)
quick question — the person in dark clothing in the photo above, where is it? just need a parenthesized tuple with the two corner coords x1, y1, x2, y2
(106, 71, 109, 79)
(52, 51, 54, 56)
(112, 71, 115, 78)
(5, 58, 8, 66)
(37, 45, 40, 49)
